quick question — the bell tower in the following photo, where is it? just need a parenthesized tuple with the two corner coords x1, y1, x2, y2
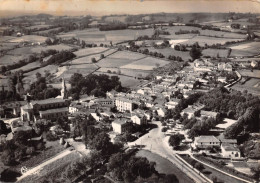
(61, 78, 67, 99)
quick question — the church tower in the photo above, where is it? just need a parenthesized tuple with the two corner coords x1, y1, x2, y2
(61, 78, 67, 99)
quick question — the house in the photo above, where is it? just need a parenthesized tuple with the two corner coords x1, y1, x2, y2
(218, 63, 232, 71)
(200, 110, 219, 120)
(157, 107, 167, 117)
(217, 77, 227, 83)
(165, 98, 180, 109)
(181, 103, 205, 119)
(92, 98, 115, 107)
(194, 135, 221, 149)
(131, 113, 147, 125)
(69, 103, 84, 113)
(251, 60, 259, 68)
(221, 144, 241, 158)
(111, 118, 132, 134)
(115, 97, 134, 112)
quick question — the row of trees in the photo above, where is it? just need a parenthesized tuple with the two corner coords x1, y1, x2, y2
(41, 50, 76, 67)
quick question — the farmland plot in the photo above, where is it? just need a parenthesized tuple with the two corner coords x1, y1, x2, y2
(11, 61, 41, 72)
(202, 48, 230, 58)
(229, 42, 260, 57)
(182, 36, 244, 46)
(148, 47, 192, 61)
(108, 51, 145, 60)
(121, 57, 169, 70)
(8, 35, 48, 43)
(0, 54, 30, 66)
(97, 57, 139, 68)
(73, 47, 109, 57)
(97, 67, 151, 77)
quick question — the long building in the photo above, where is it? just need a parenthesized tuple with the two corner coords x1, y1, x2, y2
(21, 98, 70, 121)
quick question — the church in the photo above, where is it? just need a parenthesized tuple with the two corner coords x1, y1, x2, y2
(21, 78, 70, 122)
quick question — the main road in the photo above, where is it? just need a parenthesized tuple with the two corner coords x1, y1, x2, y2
(128, 121, 210, 183)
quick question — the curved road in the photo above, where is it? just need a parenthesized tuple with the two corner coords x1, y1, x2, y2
(128, 121, 209, 183)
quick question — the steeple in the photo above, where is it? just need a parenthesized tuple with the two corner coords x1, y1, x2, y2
(61, 77, 67, 99)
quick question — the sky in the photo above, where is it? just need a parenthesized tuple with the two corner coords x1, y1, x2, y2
(0, 0, 260, 16)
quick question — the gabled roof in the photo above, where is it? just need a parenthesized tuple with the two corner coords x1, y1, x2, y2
(39, 107, 68, 114)
(195, 135, 220, 143)
(31, 98, 67, 105)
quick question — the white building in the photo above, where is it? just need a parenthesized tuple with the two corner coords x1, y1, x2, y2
(131, 113, 147, 125)
(194, 135, 221, 149)
(221, 144, 241, 158)
(115, 97, 134, 112)
(111, 119, 131, 134)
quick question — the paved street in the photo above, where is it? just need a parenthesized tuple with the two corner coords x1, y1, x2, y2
(128, 121, 210, 183)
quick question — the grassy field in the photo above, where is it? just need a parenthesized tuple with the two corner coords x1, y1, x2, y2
(136, 150, 194, 183)
(121, 56, 169, 70)
(239, 69, 260, 78)
(232, 78, 260, 96)
(35, 27, 62, 34)
(18, 151, 80, 183)
(0, 54, 31, 66)
(108, 50, 146, 60)
(202, 48, 230, 58)
(11, 61, 41, 72)
(229, 42, 260, 57)
(58, 28, 154, 44)
(8, 35, 48, 43)
(0, 36, 17, 42)
(73, 47, 109, 57)
(148, 47, 192, 61)
(97, 57, 139, 67)
(26, 24, 52, 30)
(182, 36, 244, 46)
(97, 67, 151, 78)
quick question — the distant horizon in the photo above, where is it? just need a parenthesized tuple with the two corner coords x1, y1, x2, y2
(0, 0, 260, 18)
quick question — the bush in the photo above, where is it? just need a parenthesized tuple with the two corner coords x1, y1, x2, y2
(26, 146, 35, 155)
(46, 131, 58, 141)
(161, 127, 168, 132)
(194, 162, 204, 171)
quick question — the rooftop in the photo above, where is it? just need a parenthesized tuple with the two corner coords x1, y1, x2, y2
(222, 144, 240, 152)
(195, 135, 220, 143)
(39, 107, 68, 115)
(31, 98, 68, 105)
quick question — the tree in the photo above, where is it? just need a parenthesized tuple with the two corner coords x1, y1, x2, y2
(189, 46, 202, 61)
(169, 134, 184, 149)
(45, 38, 52, 45)
(100, 54, 105, 59)
(0, 120, 8, 135)
(161, 174, 179, 183)
(194, 162, 204, 171)
(1, 149, 15, 165)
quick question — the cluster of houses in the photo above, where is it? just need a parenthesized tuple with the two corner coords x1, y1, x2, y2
(193, 58, 233, 72)
(193, 135, 241, 159)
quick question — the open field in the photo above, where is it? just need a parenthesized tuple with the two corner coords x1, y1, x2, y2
(8, 35, 48, 43)
(26, 24, 52, 30)
(0, 36, 17, 42)
(148, 47, 192, 61)
(73, 47, 109, 57)
(97, 57, 140, 67)
(11, 61, 41, 72)
(108, 50, 146, 60)
(239, 69, 260, 78)
(182, 36, 244, 46)
(121, 56, 169, 70)
(58, 28, 154, 44)
(18, 151, 80, 183)
(0, 42, 19, 52)
(232, 78, 260, 96)
(229, 42, 260, 57)
(136, 150, 194, 183)
(0, 54, 31, 66)
(35, 27, 62, 34)
(202, 48, 230, 58)
(97, 67, 151, 78)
